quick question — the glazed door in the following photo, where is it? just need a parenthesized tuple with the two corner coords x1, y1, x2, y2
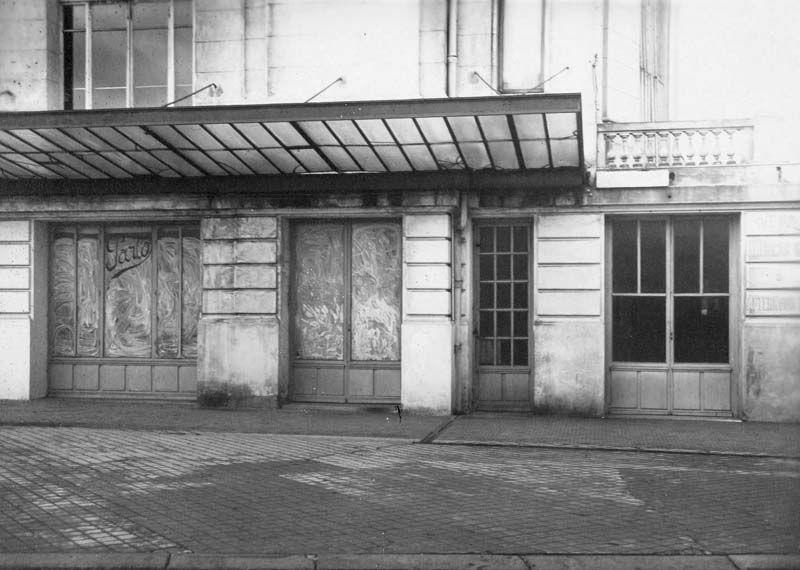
(474, 223, 532, 411)
(609, 217, 733, 416)
(290, 220, 401, 403)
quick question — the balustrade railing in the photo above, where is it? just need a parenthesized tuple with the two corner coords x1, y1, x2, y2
(598, 120, 754, 169)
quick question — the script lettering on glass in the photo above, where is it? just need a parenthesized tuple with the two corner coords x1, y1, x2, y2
(105, 233, 152, 357)
(181, 234, 201, 358)
(294, 224, 345, 360)
(50, 234, 76, 356)
(351, 223, 401, 361)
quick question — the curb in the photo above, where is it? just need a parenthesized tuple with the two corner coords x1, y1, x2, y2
(2, 553, 799, 570)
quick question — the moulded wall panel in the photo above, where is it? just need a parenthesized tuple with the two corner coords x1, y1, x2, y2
(234, 265, 276, 289)
(537, 239, 601, 264)
(126, 366, 152, 391)
(745, 236, 800, 262)
(537, 214, 602, 238)
(537, 291, 601, 316)
(153, 366, 179, 392)
(0, 291, 29, 313)
(745, 291, 800, 316)
(49, 363, 73, 391)
(203, 265, 235, 289)
(73, 364, 99, 391)
(537, 265, 601, 290)
(291, 367, 317, 396)
(404, 240, 451, 263)
(478, 372, 503, 402)
(375, 369, 401, 398)
(702, 371, 732, 411)
(405, 290, 451, 315)
(0, 221, 30, 241)
(100, 365, 126, 391)
(234, 241, 277, 264)
(317, 367, 344, 396)
(673, 370, 701, 410)
(406, 265, 451, 289)
(504, 373, 530, 401)
(640, 370, 668, 410)
(0, 267, 30, 289)
(234, 289, 277, 314)
(179, 366, 197, 393)
(203, 241, 235, 265)
(743, 210, 800, 236)
(746, 263, 800, 289)
(404, 214, 451, 238)
(610, 370, 638, 408)
(0, 243, 30, 265)
(347, 369, 373, 397)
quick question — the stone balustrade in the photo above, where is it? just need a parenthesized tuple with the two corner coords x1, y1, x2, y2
(598, 120, 754, 169)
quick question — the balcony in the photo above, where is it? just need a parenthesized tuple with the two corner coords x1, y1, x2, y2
(598, 120, 754, 170)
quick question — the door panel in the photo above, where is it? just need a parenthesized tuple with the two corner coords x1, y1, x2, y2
(475, 223, 532, 410)
(291, 221, 401, 404)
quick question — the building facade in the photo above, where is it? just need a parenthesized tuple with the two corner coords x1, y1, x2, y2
(0, 0, 798, 421)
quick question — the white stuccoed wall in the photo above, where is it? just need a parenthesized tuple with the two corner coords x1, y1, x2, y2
(401, 214, 453, 414)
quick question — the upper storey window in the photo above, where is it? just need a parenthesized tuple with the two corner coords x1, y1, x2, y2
(63, 1, 193, 109)
(499, 0, 545, 93)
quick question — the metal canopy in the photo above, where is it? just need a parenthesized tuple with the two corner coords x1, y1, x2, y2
(0, 94, 582, 181)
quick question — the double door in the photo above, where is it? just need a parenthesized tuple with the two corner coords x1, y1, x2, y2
(290, 220, 402, 403)
(608, 217, 734, 415)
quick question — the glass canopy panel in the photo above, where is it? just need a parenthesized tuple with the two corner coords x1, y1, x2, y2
(403, 145, 437, 170)
(513, 114, 547, 139)
(385, 118, 423, 144)
(148, 125, 195, 150)
(298, 121, 339, 146)
(204, 124, 253, 149)
(416, 117, 452, 143)
(65, 128, 114, 151)
(428, 143, 463, 169)
(89, 127, 139, 151)
(81, 154, 132, 178)
(180, 150, 228, 176)
(265, 122, 307, 147)
(327, 121, 367, 145)
(458, 142, 491, 169)
(53, 152, 117, 177)
(520, 140, 550, 168)
(9, 155, 64, 178)
(291, 149, 332, 172)
(150, 150, 203, 176)
(0, 157, 32, 177)
(235, 124, 280, 148)
(550, 139, 580, 167)
(175, 125, 225, 150)
(206, 150, 253, 175)
(355, 119, 394, 144)
(447, 116, 482, 141)
(12, 130, 61, 152)
(0, 132, 37, 153)
(117, 126, 168, 150)
(478, 115, 511, 140)
(374, 146, 412, 171)
(320, 147, 360, 171)
(233, 150, 280, 175)
(348, 146, 386, 172)
(263, 148, 305, 173)
(546, 113, 578, 138)
(35, 129, 89, 152)
(487, 141, 519, 169)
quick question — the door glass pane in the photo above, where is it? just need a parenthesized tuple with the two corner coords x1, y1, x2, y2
(479, 227, 494, 251)
(496, 311, 511, 336)
(294, 224, 345, 360)
(674, 297, 728, 363)
(156, 229, 180, 358)
(674, 220, 700, 293)
(479, 255, 494, 280)
(513, 339, 528, 366)
(497, 339, 512, 365)
(51, 231, 76, 356)
(612, 220, 637, 293)
(496, 227, 511, 252)
(703, 220, 729, 293)
(105, 231, 153, 357)
(351, 223, 401, 361)
(76, 230, 101, 356)
(640, 220, 665, 293)
(181, 230, 201, 358)
(496, 254, 511, 280)
(612, 296, 665, 362)
(513, 282, 528, 309)
(513, 226, 528, 252)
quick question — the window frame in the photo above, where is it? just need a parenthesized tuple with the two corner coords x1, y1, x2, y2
(497, 0, 547, 94)
(61, 0, 193, 110)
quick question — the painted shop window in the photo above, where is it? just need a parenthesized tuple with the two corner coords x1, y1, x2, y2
(293, 221, 401, 362)
(63, 0, 193, 109)
(499, 0, 545, 92)
(50, 224, 201, 359)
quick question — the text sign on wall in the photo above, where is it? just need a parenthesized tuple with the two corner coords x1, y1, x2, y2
(746, 292, 800, 316)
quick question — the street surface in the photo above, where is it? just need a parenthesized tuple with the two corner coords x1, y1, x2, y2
(1, 426, 798, 556)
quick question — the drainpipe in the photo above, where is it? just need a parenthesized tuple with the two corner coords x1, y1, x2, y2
(446, 0, 458, 96)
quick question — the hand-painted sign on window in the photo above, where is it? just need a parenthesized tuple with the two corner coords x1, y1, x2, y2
(50, 224, 200, 360)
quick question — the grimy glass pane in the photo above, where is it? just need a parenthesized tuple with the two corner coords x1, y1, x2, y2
(294, 224, 345, 360)
(181, 232, 201, 358)
(513, 226, 528, 252)
(480, 310, 494, 337)
(513, 282, 528, 309)
(496, 311, 511, 337)
(351, 223, 401, 361)
(497, 339, 512, 366)
(612, 296, 666, 362)
(674, 296, 729, 363)
(513, 339, 528, 366)
(479, 283, 494, 309)
(50, 233, 76, 356)
(76, 233, 101, 356)
(174, 27, 193, 89)
(105, 231, 153, 357)
(500, 0, 544, 90)
(640, 220, 666, 293)
(496, 227, 511, 252)
(479, 255, 494, 281)
(512, 254, 527, 280)
(479, 339, 494, 365)
(479, 226, 494, 252)
(612, 220, 637, 293)
(513, 310, 528, 337)
(674, 220, 700, 293)
(156, 230, 180, 358)
(496, 254, 511, 280)
(703, 219, 729, 293)
(497, 283, 511, 308)
(93, 30, 126, 88)
(92, 2, 127, 30)
(134, 28, 167, 98)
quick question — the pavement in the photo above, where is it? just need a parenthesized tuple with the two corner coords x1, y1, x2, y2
(0, 398, 799, 570)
